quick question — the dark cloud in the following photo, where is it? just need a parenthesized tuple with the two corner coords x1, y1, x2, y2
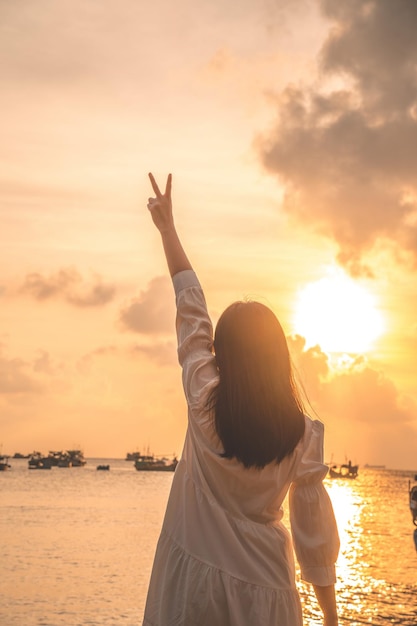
(21, 268, 116, 307)
(258, 0, 417, 275)
(119, 276, 175, 334)
(320, 0, 417, 115)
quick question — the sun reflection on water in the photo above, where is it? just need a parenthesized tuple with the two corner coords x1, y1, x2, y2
(326, 480, 364, 586)
(296, 472, 417, 625)
(312, 476, 417, 625)
(325, 480, 374, 623)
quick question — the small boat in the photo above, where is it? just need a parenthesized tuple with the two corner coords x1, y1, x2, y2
(329, 461, 358, 479)
(47, 451, 65, 466)
(125, 451, 142, 461)
(409, 475, 417, 527)
(57, 450, 87, 468)
(96, 464, 110, 471)
(134, 454, 178, 472)
(0, 455, 11, 471)
(28, 452, 53, 470)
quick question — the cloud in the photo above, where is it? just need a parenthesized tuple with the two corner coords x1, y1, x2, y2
(32, 350, 60, 375)
(289, 334, 416, 424)
(288, 334, 417, 466)
(76, 346, 119, 374)
(130, 341, 177, 367)
(68, 282, 116, 308)
(257, 0, 417, 275)
(0, 352, 43, 395)
(289, 334, 330, 398)
(321, 361, 416, 425)
(20, 267, 116, 307)
(119, 276, 175, 334)
(320, 0, 417, 115)
(77, 340, 177, 374)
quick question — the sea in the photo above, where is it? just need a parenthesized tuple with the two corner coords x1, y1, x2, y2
(1, 459, 416, 626)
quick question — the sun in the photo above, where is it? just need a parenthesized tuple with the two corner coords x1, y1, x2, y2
(292, 269, 385, 354)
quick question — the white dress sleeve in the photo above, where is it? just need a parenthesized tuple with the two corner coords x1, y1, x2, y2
(172, 270, 218, 410)
(289, 419, 340, 586)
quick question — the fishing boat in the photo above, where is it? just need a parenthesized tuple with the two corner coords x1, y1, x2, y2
(28, 452, 53, 470)
(125, 451, 142, 461)
(134, 454, 178, 472)
(329, 461, 358, 479)
(0, 455, 11, 471)
(96, 464, 110, 471)
(57, 450, 87, 467)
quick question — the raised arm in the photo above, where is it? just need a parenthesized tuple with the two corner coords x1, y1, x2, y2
(147, 172, 192, 277)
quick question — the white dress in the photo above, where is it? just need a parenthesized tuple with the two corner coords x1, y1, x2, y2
(143, 270, 339, 626)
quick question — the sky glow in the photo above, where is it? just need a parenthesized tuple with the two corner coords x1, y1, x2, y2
(1, 0, 417, 469)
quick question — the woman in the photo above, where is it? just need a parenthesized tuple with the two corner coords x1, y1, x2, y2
(143, 173, 339, 626)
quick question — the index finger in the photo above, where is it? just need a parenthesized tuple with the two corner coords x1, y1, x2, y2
(148, 172, 162, 198)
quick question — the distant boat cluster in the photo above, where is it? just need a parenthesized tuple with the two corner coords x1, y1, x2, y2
(1, 449, 178, 473)
(27, 450, 87, 470)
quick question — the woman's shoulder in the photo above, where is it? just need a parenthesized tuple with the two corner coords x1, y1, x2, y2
(302, 414, 324, 439)
(290, 415, 327, 484)
(289, 415, 324, 464)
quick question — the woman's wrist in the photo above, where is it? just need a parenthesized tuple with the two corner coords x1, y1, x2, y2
(159, 224, 176, 235)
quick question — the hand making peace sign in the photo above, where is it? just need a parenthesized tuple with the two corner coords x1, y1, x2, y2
(147, 172, 173, 233)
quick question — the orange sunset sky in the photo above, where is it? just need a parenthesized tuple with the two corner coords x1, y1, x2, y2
(1, 0, 417, 470)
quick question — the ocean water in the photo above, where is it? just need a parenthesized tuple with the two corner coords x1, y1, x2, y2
(1, 459, 416, 625)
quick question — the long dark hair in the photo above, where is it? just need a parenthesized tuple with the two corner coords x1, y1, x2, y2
(208, 301, 305, 469)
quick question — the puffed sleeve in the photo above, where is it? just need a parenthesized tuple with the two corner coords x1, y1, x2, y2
(172, 270, 218, 408)
(289, 419, 340, 586)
